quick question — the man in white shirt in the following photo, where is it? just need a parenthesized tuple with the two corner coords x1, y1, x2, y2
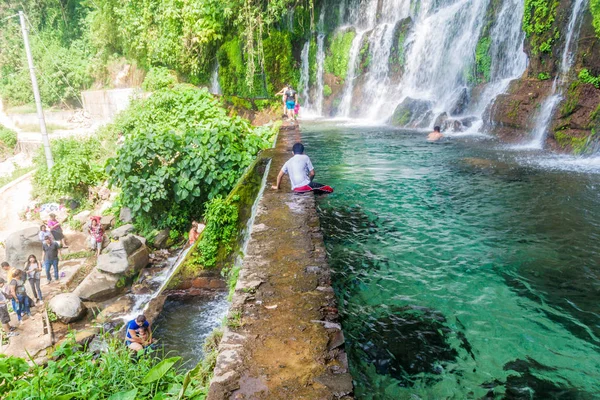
(272, 143, 333, 193)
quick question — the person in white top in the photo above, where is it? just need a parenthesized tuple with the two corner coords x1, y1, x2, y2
(272, 142, 330, 191)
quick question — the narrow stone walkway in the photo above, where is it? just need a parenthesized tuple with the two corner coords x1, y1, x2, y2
(208, 124, 353, 399)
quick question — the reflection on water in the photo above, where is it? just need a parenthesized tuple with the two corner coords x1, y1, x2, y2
(302, 123, 600, 399)
(153, 293, 228, 368)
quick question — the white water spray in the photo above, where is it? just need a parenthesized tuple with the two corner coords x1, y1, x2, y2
(210, 63, 221, 95)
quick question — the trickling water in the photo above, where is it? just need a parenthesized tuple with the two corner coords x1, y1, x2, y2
(210, 63, 221, 95)
(300, 41, 311, 110)
(521, 0, 587, 149)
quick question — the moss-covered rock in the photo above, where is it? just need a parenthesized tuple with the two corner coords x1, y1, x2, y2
(324, 28, 356, 81)
(388, 18, 412, 82)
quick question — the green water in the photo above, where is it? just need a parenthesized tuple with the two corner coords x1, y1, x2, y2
(301, 123, 600, 399)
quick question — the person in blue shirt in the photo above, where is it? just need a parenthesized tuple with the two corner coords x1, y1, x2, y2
(126, 314, 152, 351)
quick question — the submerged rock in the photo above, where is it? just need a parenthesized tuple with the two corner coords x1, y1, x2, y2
(352, 306, 459, 386)
(389, 97, 434, 128)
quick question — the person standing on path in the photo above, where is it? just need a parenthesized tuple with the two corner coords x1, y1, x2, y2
(284, 86, 298, 122)
(275, 85, 290, 117)
(42, 236, 61, 284)
(24, 255, 43, 303)
(0, 278, 18, 337)
(8, 270, 32, 324)
(47, 213, 68, 248)
(1, 261, 19, 286)
(87, 217, 104, 256)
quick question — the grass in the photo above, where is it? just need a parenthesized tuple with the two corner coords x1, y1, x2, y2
(14, 122, 69, 133)
(0, 166, 34, 189)
(62, 250, 95, 261)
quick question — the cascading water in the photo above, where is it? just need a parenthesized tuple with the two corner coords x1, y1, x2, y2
(337, 30, 366, 117)
(517, 0, 587, 149)
(314, 33, 326, 115)
(300, 41, 311, 110)
(210, 63, 221, 95)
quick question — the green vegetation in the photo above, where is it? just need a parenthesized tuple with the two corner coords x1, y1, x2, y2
(106, 84, 275, 235)
(522, 0, 560, 54)
(142, 67, 178, 91)
(389, 19, 411, 75)
(560, 80, 581, 117)
(323, 84, 333, 97)
(62, 250, 95, 261)
(33, 136, 109, 200)
(191, 196, 239, 269)
(357, 35, 371, 74)
(0, 334, 211, 399)
(0, 166, 34, 189)
(324, 29, 356, 80)
(579, 69, 600, 88)
(0, 125, 18, 160)
(538, 72, 551, 80)
(554, 129, 596, 154)
(591, 0, 600, 38)
(474, 37, 492, 84)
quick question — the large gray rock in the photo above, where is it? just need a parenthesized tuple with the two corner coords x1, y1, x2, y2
(119, 207, 132, 223)
(48, 293, 87, 323)
(100, 215, 115, 231)
(389, 97, 433, 128)
(73, 210, 91, 226)
(74, 270, 122, 301)
(97, 235, 148, 275)
(4, 227, 42, 266)
(110, 224, 135, 239)
(152, 229, 170, 249)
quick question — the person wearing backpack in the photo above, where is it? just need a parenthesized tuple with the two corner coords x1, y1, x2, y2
(284, 85, 298, 122)
(8, 270, 32, 324)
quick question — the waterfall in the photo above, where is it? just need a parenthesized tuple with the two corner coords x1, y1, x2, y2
(210, 63, 221, 95)
(338, 30, 366, 117)
(300, 41, 311, 110)
(521, 0, 587, 149)
(314, 33, 326, 115)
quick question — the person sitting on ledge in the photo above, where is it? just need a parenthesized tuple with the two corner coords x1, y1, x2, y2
(272, 142, 331, 193)
(126, 314, 152, 351)
(427, 125, 444, 142)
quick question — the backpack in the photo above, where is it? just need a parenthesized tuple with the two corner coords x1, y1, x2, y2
(285, 89, 296, 101)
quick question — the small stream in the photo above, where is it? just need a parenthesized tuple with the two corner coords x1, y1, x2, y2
(153, 293, 229, 368)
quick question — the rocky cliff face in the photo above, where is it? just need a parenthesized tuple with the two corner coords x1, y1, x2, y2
(488, 1, 600, 153)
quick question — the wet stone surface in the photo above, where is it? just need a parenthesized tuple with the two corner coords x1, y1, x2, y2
(207, 124, 353, 399)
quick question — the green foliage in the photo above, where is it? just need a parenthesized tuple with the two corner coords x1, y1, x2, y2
(579, 69, 600, 88)
(192, 196, 239, 269)
(62, 250, 95, 261)
(522, 0, 560, 55)
(554, 129, 596, 154)
(262, 30, 300, 95)
(308, 38, 318, 86)
(0, 125, 18, 160)
(323, 84, 333, 97)
(142, 67, 178, 91)
(389, 19, 410, 74)
(0, 334, 209, 399)
(474, 37, 492, 84)
(357, 35, 371, 74)
(538, 72, 551, 80)
(107, 85, 273, 232)
(324, 29, 356, 80)
(560, 80, 580, 116)
(33, 137, 107, 200)
(591, 0, 600, 39)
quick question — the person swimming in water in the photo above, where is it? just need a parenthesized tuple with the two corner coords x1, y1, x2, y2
(427, 126, 444, 142)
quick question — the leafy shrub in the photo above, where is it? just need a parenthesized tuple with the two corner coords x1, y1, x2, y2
(538, 72, 550, 80)
(579, 69, 600, 88)
(591, 0, 600, 39)
(192, 196, 239, 269)
(0, 334, 208, 399)
(33, 137, 107, 200)
(107, 85, 275, 232)
(0, 124, 18, 160)
(323, 84, 333, 97)
(324, 29, 357, 80)
(142, 67, 178, 91)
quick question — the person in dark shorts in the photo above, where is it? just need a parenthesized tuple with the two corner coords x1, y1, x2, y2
(8, 270, 32, 324)
(271, 143, 331, 192)
(0, 278, 18, 337)
(284, 85, 298, 121)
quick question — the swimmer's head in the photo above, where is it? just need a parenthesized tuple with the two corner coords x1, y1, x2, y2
(433, 126, 441, 132)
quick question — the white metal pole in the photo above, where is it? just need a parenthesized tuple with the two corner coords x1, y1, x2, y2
(19, 11, 53, 169)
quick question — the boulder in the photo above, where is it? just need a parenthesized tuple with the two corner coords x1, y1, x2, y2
(48, 293, 87, 323)
(433, 112, 448, 128)
(450, 87, 470, 115)
(119, 207, 133, 223)
(152, 229, 170, 249)
(100, 215, 115, 231)
(74, 270, 122, 301)
(389, 97, 433, 128)
(4, 227, 42, 266)
(97, 235, 148, 275)
(73, 210, 91, 225)
(110, 224, 135, 239)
